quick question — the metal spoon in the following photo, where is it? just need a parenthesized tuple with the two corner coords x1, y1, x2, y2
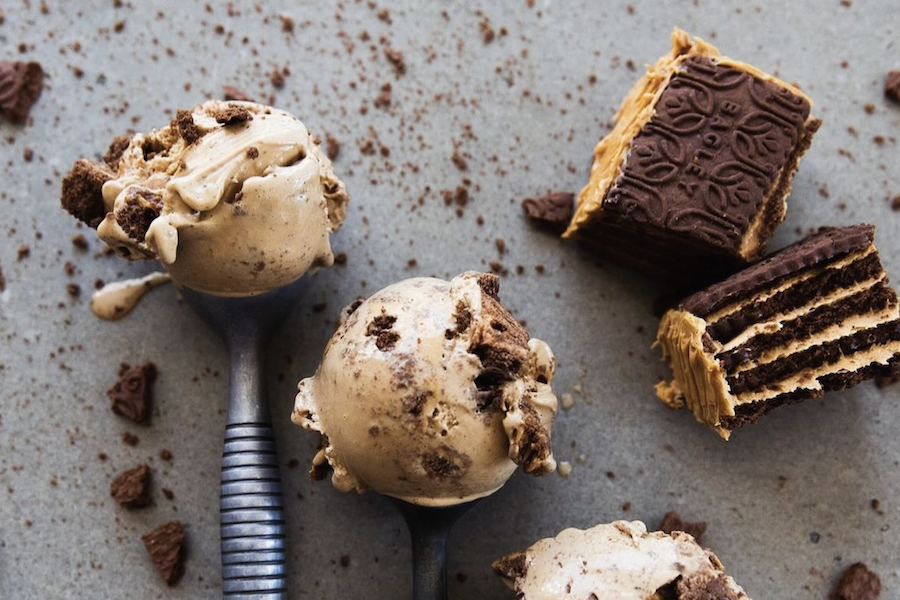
(181, 278, 308, 599)
(391, 498, 480, 600)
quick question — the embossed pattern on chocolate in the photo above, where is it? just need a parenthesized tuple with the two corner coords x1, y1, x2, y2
(605, 57, 811, 253)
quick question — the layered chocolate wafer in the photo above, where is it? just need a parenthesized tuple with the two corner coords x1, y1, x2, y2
(565, 29, 821, 280)
(655, 224, 900, 439)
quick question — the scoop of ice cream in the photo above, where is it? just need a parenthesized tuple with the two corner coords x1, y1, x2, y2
(493, 520, 751, 600)
(61, 100, 349, 296)
(292, 272, 557, 507)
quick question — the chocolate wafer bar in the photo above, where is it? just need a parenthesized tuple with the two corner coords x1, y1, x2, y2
(655, 224, 900, 439)
(565, 29, 821, 281)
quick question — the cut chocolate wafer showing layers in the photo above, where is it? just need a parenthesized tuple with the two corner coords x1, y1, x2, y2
(655, 224, 900, 439)
(565, 28, 821, 281)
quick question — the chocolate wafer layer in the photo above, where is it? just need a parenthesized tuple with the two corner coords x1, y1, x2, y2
(655, 224, 900, 439)
(565, 28, 821, 282)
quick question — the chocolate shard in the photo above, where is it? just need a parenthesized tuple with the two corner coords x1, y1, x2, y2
(174, 109, 202, 144)
(832, 563, 882, 600)
(103, 134, 133, 170)
(222, 85, 254, 102)
(522, 192, 574, 234)
(210, 104, 253, 126)
(885, 70, 900, 103)
(110, 464, 151, 508)
(141, 521, 186, 585)
(107, 362, 157, 424)
(659, 511, 708, 545)
(60, 159, 115, 228)
(0, 61, 44, 123)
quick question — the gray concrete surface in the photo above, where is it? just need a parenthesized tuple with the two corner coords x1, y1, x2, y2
(1, 0, 899, 598)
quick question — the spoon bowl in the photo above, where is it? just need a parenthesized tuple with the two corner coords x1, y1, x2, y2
(181, 278, 308, 600)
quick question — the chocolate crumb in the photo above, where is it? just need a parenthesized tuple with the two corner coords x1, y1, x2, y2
(339, 555, 351, 568)
(71, 234, 89, 250)
(108, 362, 157, 424)
(333, 251, 347, 265)
(0, 61, 44, 124)
(280, 15, 294, 33)
(141, 521, 185, 586)
(864, 103, 876, 115)
(61, 159, 114, 228)
(374, 82, 392, 108)
(270, 70, 285, 89)
(451, 150, 467, 170)
(23, 147, 33, 162)
(17, 245, 29, 261)
(174, 110, 202, 144)
(0, 265, 5, 293)
(222, 85, 254, 102)
(890, 196, 900, 212)
(162, 488, 174, 500)
(211, 105, 253, 126)
(66, 283, 81, 298)
(479, 18, 495, 44)
(885, 71, 900, 103)
(522, 192, 574, 234)
(832, 563, 881, 600)
(659, 511, 707, 545)
(103, 134, 132, 169)
(159, 449, 173, 462)
(366, 314, 400, 351)
(384, 46, 406, 74)
(246, 146, 259, 159)
(325, 134, 341, 161)
(122, 431, 140, 446)
(110, 464, 151, 508)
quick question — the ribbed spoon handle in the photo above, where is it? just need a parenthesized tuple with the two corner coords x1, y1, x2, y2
(220, 423, 287, 599)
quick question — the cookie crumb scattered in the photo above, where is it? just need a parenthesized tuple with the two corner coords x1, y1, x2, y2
(832, 563, 881, 600)
(522, 192, 574, 234)
(0, 61, 44, 123)
(110, 464, 151, 508)
(141, 521, 186, 586)
(108, 362, 157, 424)
(885, 71, 900, 102)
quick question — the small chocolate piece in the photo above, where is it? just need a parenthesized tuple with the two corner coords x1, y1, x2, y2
(0, 61, 44, 123)
(210, 104, 253, 126)
(0, 264, 5, 293)
(110, 464, 151, 508)
(659, 511, 707, 545)
(141, 521, 185, 585)
(60, 159, 114, 228)
(103, 134, 132, 170)
(326, 134, 341, 161)
(384, 46, 406, 74)
(366, 314, 400, 350)
(885, 71, 900, 103)
(107, 362, 157, 424)
(222, 85, 254, 102)
(832, 563, 881, 600)
(522, 192, 574, 234)
(116, 188, 162, 241)
(174, 109, 202, 144)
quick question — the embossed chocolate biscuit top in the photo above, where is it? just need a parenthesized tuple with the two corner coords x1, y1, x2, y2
(605, 56, 811, 253)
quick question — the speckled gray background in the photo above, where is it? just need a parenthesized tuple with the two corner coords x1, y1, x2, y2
(1, 0, 899, 598)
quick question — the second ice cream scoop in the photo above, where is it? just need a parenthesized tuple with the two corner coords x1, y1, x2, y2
(292, 271, 558, 507)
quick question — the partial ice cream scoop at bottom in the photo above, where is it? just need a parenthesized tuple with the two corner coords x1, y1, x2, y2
(292, 271, 558, 507)
(493, 520, 751, 600)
